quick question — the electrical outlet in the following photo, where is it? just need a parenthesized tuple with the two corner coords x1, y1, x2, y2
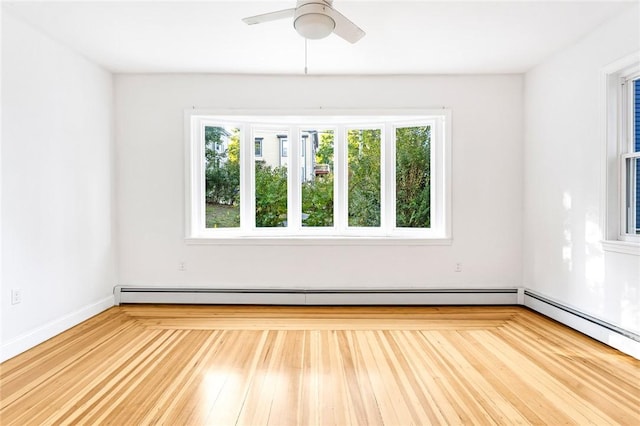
(455, 263, 462, 272)
(11, 289, 22, 305)
(178, 262, 186, 272)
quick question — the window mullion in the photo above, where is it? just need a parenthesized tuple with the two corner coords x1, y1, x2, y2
(378, 124, 386, 234)
(193, 120, 206, 235)
(289, 126, 301, 232)
(384, 124, 395, 234)
(244, 124, 255, 233)
(335, 125, 347, 232)
(432, 118, 442, 233)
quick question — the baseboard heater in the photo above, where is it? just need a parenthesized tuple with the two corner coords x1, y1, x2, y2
(523, 289, 640, 358)
(114, 287, 519, 306)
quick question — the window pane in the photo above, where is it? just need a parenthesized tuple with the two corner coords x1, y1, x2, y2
(635, 80, 640, 232)
(627, 156, 640, 234)
(255, 138, 263, 157)
(205, 126, 240, 228)
(634, 79, 639, 152)
(396, 126, 431, 228)
(301, 129, 334, 227)
(347, 128, 381, 227)
(255, 130, 288, 227)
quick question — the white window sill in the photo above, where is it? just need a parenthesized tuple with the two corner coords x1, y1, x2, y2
(602, 240, 640, 256)
(185, 236, 453, 246)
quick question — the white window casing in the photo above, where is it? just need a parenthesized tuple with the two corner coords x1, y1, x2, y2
(184, 109, 452, 245)
(602, 52, 640, 253)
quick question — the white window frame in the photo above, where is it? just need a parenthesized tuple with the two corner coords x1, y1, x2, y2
(602, 52, 640, 254)
(184, 109, 452, 245)
(621, 73, 640, 238)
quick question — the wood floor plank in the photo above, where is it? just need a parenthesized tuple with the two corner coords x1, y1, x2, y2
(476, 328, 620, 424)
(448, 330, 560, 425)
(1, 305, 638, 425)
(496, 321, 640, 424)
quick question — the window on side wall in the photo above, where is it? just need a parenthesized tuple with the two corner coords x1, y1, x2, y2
(185, 110, 451, 242)
(622, 77, 640, 237)
(604, 53, 640, 251)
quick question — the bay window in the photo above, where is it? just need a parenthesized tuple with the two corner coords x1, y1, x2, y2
(186, 110, 451, 242)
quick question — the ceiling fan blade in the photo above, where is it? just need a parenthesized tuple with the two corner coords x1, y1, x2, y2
(242, 8, 295, 25)
(328, 8, 365, 43)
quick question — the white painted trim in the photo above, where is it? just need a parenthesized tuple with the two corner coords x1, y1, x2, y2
(114, 286, 519, 306)
(0, 295, 115, 363)
(305, 291, 517, 306)
(184, 236, 453, 246)
(602, 239, 640, 255)
(184, 109, 196, 239)
(185, 109, 451, 240)
(118, 291, 306, 305)
(442, 110, 453, 239)
(601, 52, 640, 242)
(524, 290, 639, 359)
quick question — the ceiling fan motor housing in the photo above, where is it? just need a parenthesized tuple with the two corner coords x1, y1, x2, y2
(294, 1, 336, 39)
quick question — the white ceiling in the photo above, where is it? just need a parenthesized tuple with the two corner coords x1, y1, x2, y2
(2, 1, 635, 75)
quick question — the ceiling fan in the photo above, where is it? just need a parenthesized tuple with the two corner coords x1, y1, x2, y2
(242, 0, 365, 44)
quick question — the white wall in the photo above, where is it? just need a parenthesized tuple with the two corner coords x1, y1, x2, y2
(115, 74, 523, 290)
(1, 12, 117, 361)
(524, 5, 640, 334)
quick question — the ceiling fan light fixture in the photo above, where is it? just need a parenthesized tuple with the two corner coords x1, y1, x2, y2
(242, 1, 365, 44)
(294, 12, 335, 39)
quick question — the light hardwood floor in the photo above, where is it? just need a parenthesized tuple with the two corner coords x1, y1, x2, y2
(1, 305, 638, 425)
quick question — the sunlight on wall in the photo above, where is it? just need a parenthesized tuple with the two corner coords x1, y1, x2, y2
(584, 211, 605, 308)
(562, 192, 572, 210)
(562, 230, 573, 272)
(562, 192, 573, 272)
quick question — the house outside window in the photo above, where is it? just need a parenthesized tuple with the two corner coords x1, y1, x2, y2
(255, 137, 263, 157)
(280, 135, 288, 158)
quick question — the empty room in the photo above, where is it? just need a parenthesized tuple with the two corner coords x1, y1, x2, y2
(1, 0, 639, 424)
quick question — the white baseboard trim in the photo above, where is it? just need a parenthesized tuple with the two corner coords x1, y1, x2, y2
(524, 290, 640, 359)
(304, 290, 517, 305)
(0, 295, 115, 363)
(114, 286, 520, 306)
